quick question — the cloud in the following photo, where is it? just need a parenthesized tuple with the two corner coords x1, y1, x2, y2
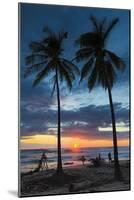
(21, 101, 129, 141)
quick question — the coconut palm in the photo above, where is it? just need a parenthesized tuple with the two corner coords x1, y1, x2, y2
(24, 27, 79, 174)
(75, 16, 125, 180)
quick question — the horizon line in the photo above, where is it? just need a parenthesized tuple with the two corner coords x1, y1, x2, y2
(20, 145, 129, 151)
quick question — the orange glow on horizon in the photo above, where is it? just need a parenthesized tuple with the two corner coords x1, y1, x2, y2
(72, 143, 80, 152)
(20, 134, 129, 149)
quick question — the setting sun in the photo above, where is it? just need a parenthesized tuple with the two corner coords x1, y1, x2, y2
(73, 144, 79, 148)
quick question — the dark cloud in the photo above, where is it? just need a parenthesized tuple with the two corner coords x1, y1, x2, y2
(21, 102, 129, 140)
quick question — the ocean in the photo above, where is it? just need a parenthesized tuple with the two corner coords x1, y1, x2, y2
(20, 146, 130, 173)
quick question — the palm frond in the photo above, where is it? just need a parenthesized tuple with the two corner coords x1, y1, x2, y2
(88, 65, 98, 91)
(58, 30, 68, 43)
(61, 58, 80, 75)
(90, 15, 99, 33)
(24, 61, 48, 78)
(41, 33, 63, 59)
(58, 62, 73, 90)
(96, 59, 107, 90)
(105, 50, 125, 71)
(29, 42, 45, 53)
(25, 54, 34, 65)
(80, 58, 94, 81)
(99, 17, 107, 35)
(103, 18, 119, 41)
(32, 61, 53, 87)
(25, 54, 48, 65)
(98, 69, 107, 89)
(61, 62, 76, 83)
(75, 48, 94, 62)
(97, 60, 116, 89)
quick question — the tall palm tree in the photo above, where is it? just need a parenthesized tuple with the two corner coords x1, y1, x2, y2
(24, 27, 79, 174)
(75, 16, 125, 180)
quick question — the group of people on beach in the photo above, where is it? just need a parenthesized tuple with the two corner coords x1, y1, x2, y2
(35, 151, 113, 172)
(79, 152, 112, 166)
(97, 152, 112, 164)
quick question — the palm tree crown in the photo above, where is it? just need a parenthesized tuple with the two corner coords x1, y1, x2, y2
(25, 27, 79, 91)
(75, 16, 125, 90)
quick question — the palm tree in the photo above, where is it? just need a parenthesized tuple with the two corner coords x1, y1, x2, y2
(75, 16, 125, 180)
(24, 27, 79, 174)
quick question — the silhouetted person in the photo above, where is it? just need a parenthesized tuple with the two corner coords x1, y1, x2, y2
(41, 152, 48, 170)
(80, 155, 86, 165)
(108, 152, 112, 164)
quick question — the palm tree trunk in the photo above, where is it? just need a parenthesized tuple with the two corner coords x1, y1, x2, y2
(107, 85, 122, 180)
(55, 69, 63, 174)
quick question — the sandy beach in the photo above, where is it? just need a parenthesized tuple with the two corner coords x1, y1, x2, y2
(20, 160, 130, 197)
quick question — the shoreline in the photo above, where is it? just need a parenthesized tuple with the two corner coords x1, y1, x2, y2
(21, 158, 130, 174)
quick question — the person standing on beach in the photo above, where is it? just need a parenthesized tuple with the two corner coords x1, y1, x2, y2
(81, 155, 86, 165)
(108, 152, 112, 164)
(42, 152, 48, 170)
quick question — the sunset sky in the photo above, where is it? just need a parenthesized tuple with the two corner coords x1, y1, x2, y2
(20, 3, 130, 149)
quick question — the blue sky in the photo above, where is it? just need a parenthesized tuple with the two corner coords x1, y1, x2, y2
(20, 3, 130, 148)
